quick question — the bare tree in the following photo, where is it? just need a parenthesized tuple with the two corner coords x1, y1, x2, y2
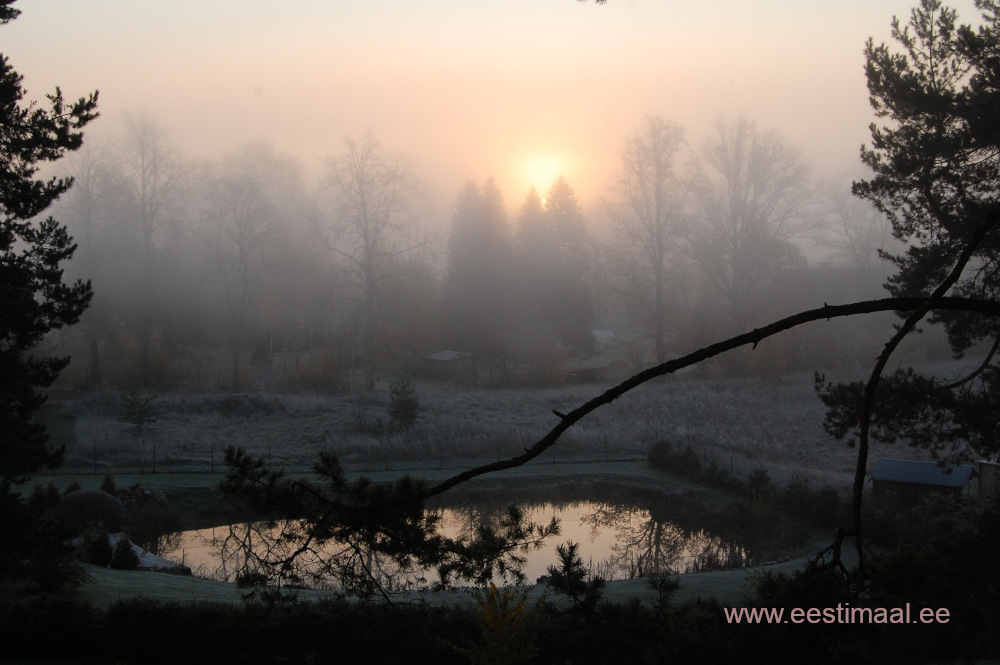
(113, 111, 187, 386)
(203, 144, 294, 392)
(816, 173, 897, 270)
(59, 144, 115, 386)
(689, 116, 810, 330)
(321, 133, 421, 390)
(603, 115, 690, 363)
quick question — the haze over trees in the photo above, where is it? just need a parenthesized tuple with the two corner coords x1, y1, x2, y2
(602, 115, 689, 364)
(321, 133, 423, 391)
(114, 111, 187, 388)
(689, 116, 811, 332)
(39, 106, 914, 394)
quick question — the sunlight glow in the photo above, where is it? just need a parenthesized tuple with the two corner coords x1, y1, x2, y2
(523, 155, 564, 195)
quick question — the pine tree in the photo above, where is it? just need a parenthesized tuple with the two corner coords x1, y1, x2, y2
(0, 0, 98, 590)
(100, 468, 116, 495)
(519, 177, 594, 349)
(388, 375, 419, 430)
(110, 535, 140, 570)
(445, 178, 516, 382)
(818, 0, 1000, 460)
(0, 2, 98, 485)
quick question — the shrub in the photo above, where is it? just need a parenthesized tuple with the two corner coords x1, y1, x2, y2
(745, 468, 774, 501)
(777, 476, 842, 526)
(647, 439, 702, 476)
(388, 375, 420, 430)
(63, 476, 82, 494)
(100, 468, 116, 495)
(472, 583, 541, 665)
(117, 484, 180, 554)
(120, 390, 156, 437)
(110, 535, 140, 570)
(27, 481, 60, 512)
(80, 527, 113, 567)
(55, 489, 127, 531)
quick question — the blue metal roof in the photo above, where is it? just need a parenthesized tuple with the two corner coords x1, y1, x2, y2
(870, 458, 976, 488)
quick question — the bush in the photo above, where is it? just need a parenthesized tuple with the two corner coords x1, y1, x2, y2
(388, 375, 420, 430)
(777, 476, 842, 526)
(80, 527, 114, 567)
(100, 468, 116, 495)
(647, 439, 703, 476)
(55, 489, 127, 531)
(27, 481, 60, 512)
(745, 468, 774, 501)
(117, 484, 180, 554)
(63, 476, 82, 494)
(110, 535, 140, 570)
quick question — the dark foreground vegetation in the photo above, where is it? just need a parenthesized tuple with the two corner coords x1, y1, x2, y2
(3, 491, 998, 665)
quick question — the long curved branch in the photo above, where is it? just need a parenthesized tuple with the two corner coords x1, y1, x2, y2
(423, 295, 1000, 500)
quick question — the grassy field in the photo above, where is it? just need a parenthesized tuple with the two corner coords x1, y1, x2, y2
(41, 367, 951, 492)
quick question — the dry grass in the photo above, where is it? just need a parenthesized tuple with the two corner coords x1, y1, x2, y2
(47, 358, 972, 492)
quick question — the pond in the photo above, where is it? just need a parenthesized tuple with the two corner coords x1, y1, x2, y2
(159, 500, 750, 590)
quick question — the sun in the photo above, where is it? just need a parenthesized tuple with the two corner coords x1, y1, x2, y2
(523, 155, 564, 196)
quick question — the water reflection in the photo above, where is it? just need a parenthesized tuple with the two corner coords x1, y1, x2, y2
(162, 500, 749, 590)
(581, 503, 750, 579)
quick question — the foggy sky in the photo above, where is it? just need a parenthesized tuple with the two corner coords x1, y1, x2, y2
(4, 0, 974, 215)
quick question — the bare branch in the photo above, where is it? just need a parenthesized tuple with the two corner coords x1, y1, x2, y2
(423, 295, 1000, 500)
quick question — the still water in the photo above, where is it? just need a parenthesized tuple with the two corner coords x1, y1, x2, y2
(161, 501, 749, 589)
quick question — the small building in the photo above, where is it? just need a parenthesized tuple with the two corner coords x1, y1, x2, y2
(591, 329, 616, 354)
(870, 458, 978, 509)
(422, 350, 473, 382)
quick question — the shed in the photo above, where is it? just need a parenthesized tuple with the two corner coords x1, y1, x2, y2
(870, 458, 977, 509)
(592, 329, 616, 353)
(422, 350, 473, 382)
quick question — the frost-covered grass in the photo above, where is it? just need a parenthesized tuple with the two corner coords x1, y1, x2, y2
(46, 362, 957, 491)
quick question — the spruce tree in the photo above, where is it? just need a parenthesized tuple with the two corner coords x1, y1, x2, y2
(388, 375, 419, 430)
(110, 535, 140, 570)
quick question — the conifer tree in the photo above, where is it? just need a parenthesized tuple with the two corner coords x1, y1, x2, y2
(0, 2, 98, 484)
(388, 375, 419, 431)
(0, 0, 98, 589)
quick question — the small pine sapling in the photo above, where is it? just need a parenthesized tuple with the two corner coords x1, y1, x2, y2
(110, 535, 140, 570)
(388, 375, 420, 431)
(100, 469, 116, 495)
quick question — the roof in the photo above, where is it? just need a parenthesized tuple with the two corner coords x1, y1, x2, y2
(870, 458, 977, 488)
(424, 350, 471, 362)
(592, 330, 615, 339)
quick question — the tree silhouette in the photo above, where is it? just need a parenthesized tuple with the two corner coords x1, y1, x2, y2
(0, 0, 98, 590)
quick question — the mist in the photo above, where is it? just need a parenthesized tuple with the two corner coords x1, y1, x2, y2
(5, 0, 961, 394)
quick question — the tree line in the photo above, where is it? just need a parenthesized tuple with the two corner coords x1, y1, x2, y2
(46, 113, 902, 394)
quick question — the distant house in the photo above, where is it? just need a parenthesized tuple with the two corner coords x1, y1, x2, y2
(870, 458, 978, 509)
(422, 350, 473, 382)
(591, 329, 616, 354)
